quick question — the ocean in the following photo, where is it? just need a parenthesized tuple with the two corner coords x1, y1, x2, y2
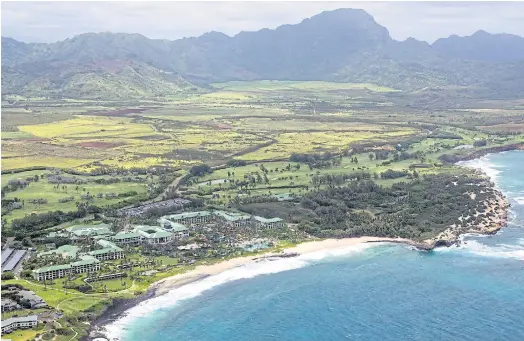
(107, 151, 524, 341)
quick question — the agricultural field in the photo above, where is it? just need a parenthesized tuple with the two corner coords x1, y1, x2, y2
(2, 80, 524, 232)
(182, 128, 524, 206)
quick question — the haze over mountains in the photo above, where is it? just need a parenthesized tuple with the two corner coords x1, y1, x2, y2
(2, 8, 524, 99)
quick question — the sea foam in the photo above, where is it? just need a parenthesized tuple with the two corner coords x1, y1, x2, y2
(458, 240, 524, 261)
(457, 155, 503, 186)
(103, 243, 378, 341)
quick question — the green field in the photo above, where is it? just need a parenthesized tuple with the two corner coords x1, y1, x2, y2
(2, 171, 152, 225)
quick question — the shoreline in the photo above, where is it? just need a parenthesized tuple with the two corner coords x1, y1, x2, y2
(86, 151, 517, 340)
(439, 142, 524, 164)
(86, 236, 413, 340)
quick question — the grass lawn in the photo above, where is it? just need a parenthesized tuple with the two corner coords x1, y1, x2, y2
(58, 296, 108, 315)
(3, 279, 84, 308)
(2, 174, 148, 224)
(1, 326, 46, 341)
(156, 255, 179, 265)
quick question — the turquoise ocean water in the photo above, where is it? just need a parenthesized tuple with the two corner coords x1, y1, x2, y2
(107, 151, 524, 341)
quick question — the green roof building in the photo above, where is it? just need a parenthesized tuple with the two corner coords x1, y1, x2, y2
(253, 216, 286, 229)
(134, 225, 174, 244)
(33, 257, 100, 281)
(213, 210, 251, 226)
(162, 211, 212, 224)
(110, 231, 144, 245)
(87, 240, 125, 261)
(67, 223, 113, 238)
(39, 245, 79, 259)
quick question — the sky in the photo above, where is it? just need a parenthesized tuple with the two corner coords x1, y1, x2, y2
(2, 1, 524, 44)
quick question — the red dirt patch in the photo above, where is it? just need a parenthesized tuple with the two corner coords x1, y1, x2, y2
(216, 123, 232, 129)
(76, 141, 124, 149)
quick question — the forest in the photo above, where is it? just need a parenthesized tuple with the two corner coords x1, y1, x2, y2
(296, 173, 496, 241)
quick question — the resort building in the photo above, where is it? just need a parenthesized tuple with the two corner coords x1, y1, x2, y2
(159, 220, 189, 239)
(15, 290, 47, 309)
(1, 315, 38, 335)
(87, 240, 124, 261)
(32, 257, 100, 281)
(161, 211, 212, 225)
(1, 298, 20, 313)
(252, 216, 286, 229)
(67, 223, 113, 239)
(134, 225, 173, 244)
(169, 223, 189, 240)
(39, 244, 79, 259)
(213, 211, 252, 227)
(110, 231, 144, 246)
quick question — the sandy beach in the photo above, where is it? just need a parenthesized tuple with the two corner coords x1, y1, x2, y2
(88, 236, 406, 339)
(153, 236, 409, 295)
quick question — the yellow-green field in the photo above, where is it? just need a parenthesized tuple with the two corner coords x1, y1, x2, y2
(239, 130, 415, 160)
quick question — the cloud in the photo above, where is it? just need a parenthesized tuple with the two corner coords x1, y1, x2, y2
(1, 1, 523, 43)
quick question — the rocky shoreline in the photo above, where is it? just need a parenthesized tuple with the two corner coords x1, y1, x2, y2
(82, 150, 517, 340)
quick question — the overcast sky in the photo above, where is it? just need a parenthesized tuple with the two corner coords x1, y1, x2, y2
(2, 1, 524, 44)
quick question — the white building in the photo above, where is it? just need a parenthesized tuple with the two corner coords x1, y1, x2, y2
(33, 257, 100, 281)
(1, 315, 38, 334)
(87, 240, 125, 261)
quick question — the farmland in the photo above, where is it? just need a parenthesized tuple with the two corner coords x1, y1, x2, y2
(1, 80, 524, 341)
(2, 80, 524, 233)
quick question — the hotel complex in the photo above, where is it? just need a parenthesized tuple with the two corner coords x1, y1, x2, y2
(33, 256, 101, 281)
(32, 210, 285, 281)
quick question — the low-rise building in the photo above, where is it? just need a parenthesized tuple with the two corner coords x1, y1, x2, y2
(67, 223, 113, 239)
(213, 211, 251, 227)
(15, 291, 46, 309)
(161, 211, 212, 225)
(33, 257, 100, 281)
(110, 231, 144, 246)
(134, 226, 173, 244)
(159, 219, 189, 239)
(1, 315, 38, 335)
(87, 240, 124, 261)
(1, 299, 20, 313)
(39, 244, 79, 259)
(168, 223, 190, 240)
(252, 216, 286, 229)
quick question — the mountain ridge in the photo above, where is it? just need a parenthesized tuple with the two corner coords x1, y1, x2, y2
(3, 8, 524, 99)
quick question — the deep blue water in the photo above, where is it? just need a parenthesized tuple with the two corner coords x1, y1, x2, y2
(112, 151, 524, 341)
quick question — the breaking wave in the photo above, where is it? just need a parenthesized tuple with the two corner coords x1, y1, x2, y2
(458, 240, 524, 260)
(457, 155, 503, 186)
(103, 243, 379, 341)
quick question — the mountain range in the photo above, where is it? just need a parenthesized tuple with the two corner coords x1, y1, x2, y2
(2, 8, 524, 99)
